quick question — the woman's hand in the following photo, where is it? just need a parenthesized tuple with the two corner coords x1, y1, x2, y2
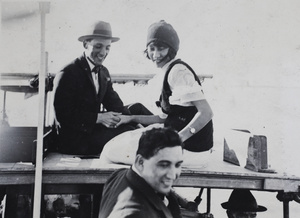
(114, 115, 133, 128)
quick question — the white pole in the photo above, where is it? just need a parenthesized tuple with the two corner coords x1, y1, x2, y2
(33, 2, 50, 218)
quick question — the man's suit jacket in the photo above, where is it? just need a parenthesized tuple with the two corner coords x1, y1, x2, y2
(53, 55, 130, 154)
(99, 168, 182, 218)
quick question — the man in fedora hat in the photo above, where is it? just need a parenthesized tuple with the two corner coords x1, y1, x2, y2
(53, 21, 151, 155)
(221, 189, 267, 218)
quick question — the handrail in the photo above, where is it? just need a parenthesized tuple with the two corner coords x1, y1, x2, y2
(0, 72, 213, 86)
(110, 73, 213, 84)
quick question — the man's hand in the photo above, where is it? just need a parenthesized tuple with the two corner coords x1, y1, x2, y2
(114, 115, 133, 128)
(96, 112, 122, 128)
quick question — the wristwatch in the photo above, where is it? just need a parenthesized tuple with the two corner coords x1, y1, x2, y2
(189, 127, 196, 134)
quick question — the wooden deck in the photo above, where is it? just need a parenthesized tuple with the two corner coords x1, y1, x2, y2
(1, 152, 299, 193)
(1, 74, 300, 217)
(1, 152, 300, 218)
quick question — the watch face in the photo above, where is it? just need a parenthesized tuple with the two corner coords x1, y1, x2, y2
(190, 127, 196, 134)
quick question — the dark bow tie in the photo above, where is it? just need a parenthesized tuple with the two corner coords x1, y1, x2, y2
(87, 56, 102, 74)
(92, 65, 102, 74)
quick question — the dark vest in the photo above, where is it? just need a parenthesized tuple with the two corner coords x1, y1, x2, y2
(158, 59, 213, 152)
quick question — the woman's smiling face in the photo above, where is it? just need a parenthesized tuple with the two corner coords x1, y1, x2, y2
(147, 42, 170, 68)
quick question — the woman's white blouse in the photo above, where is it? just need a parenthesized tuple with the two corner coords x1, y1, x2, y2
(163, 61, 205, 106)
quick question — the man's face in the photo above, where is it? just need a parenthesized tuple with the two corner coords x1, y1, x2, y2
(139, 146, 183, 195)
(85, 38, 111, 65)
(230, 211, 257, 218)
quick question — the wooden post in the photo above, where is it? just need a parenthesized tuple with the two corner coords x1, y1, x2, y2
(283, 201, 289, 218)
(206, 188, 211, 214)
(32, 2, 50, 218)
(276, 191, 293, 218)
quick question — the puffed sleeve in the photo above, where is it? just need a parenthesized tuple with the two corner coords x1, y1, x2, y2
(168, 64, 205, 106)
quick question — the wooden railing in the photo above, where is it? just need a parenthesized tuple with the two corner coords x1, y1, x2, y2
(0, 72, 213, 86)
(110, 73, 213, 84)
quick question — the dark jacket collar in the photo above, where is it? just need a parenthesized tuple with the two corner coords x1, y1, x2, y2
(76, 54, 110, 97)
(77, 54, 90, 71)
(126, 168, 180, 218)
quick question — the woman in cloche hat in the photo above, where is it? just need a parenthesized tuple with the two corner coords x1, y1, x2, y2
(115, 20, 214, 154)
(222, 189, 267, 218)
(142, 20, 214, 153)
(100, 20, 214, 170)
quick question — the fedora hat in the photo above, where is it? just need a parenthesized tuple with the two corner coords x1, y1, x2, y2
(78, 21, 119, 43)
(221, 189, 267, 212)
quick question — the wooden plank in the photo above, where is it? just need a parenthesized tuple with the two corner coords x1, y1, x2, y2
(175, 175, 264, 190)
(0, 168, 35, 185)
(0, 163, 15, 169)
(1, 152, 300, 193)
(42, 169, 112, 185)
(264, 178, 300, 192)
(0, 167, 299, 193)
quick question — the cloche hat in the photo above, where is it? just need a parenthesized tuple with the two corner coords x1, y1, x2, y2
(221, 189, 267, 212)
(146, 20, 180, 52)
(78, 21, 119, 42)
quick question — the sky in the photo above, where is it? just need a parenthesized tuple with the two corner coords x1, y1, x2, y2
(1, 0, 300, 87)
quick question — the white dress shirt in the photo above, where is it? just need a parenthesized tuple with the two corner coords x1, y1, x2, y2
(86, 56, 100, 93)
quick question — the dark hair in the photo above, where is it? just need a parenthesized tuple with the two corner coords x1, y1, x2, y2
(136, 127, 183, 159)
(83, 39, 92, 48)
(144, 40, 177, 61)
